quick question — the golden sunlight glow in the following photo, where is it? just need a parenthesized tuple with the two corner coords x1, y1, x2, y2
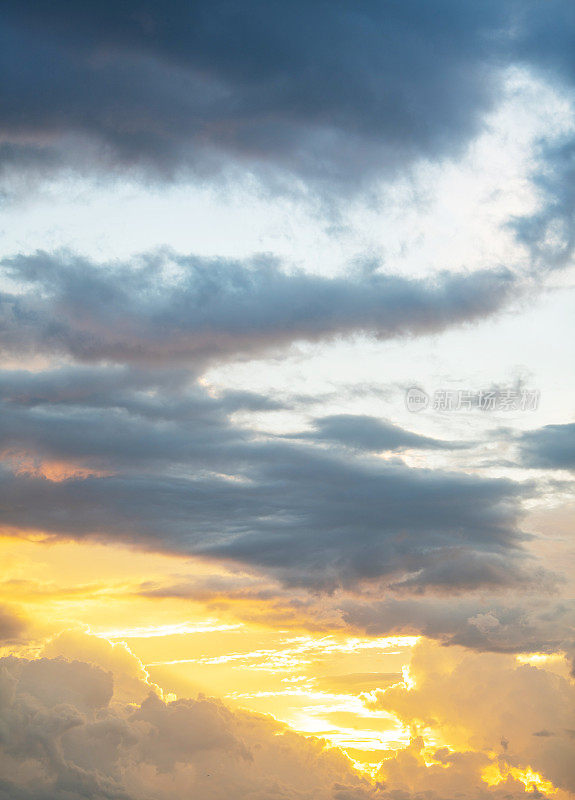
(0, 535, 416, 764)
(2, 533, 570, 787)
(516, 653, 564, 666)
(401, 663, 416, 689)
(94, 621, 242, 638)
(482, 762, 558, 795)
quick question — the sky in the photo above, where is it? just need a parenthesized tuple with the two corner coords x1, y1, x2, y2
(0, 2, 574, 799)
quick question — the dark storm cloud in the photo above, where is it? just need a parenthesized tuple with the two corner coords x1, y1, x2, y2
(518, 422, 575, 471)
(0, 0, 513, 191)
(290, 414, 468, 452)
(0, 250, 517, 366)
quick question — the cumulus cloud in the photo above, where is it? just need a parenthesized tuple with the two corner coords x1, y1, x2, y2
(0, 633, 565, 800)
(373, 736, 566, 800)
(0, 250, 518, 367)
(367, 640, 575, 795)
(41, 630, 162, 705)
(0, 638, 380, 800)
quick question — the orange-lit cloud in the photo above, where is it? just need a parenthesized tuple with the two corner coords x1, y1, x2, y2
(367, 640, 575, 796)
(2, 448, 112, 481)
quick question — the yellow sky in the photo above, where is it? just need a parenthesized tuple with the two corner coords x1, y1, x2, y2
(2, 532, 572, 798)
(0, 534, 417, 766)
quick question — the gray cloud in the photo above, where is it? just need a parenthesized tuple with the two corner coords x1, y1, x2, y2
(0, 250, 518, 367)
(342, 596, 575, 658)
(0, 357, 543, 594)
(519, 423, 575, 471)
(511, 137, 575, 273)
(1, 0, 575, 206)
(0, 414, 535, 594)
(0, 0, 515, 195)
(505, 1, 575, 274)
(290, 414, 469, 452)
(0, 369, 251, 473)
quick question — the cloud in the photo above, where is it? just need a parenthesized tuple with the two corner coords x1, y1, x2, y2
(289, 414, 468, 452)
(0, 376, 467, 478)
(0, 633, 563, 800)
(519, 422, 575, 471)
(41, 630, 162, 705)
(511, 137, 575, 272)
(0, 250, 518, 367)
(504, 3, 575, 273)
(0, 0, 515, 195)
(0, 640, 381, 800)
(2, 0, 575, 207)
(0, 360, 557, 649)
(373, 736, 564, 800)
(135, 574, 575, 662)
(367, 639, 575, 794)
(342, 596, 575, 659)
(0, 353, 543, 596)
(0, 369, 250, 475)
(0, 604, 27, 644)
(0, 432, 534, 592)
